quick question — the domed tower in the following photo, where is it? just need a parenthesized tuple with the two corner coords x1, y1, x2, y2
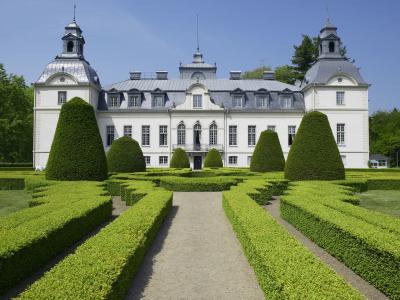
(33, 18, 101, 168)
(301, 20, 369, 168)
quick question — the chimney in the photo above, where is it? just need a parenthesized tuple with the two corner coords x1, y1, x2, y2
(263, 70, 275, 80)
(230, 71, 241, 80)
(156, 71, 168, 80)
(129, 71, 141, 80)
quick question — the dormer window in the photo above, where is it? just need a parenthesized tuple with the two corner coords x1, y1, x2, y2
(193, 94, 202, 108)
(153, 95, 164, 107)
(280, 94, 293, 108)
(256, 95, 269, 108)
(232, 95, 243, 108)
(108, 94, 120, 108)
(128, 94, 141, 107)
(67, 41, 74, 52)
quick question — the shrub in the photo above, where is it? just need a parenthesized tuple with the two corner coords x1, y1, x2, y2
(250, 130, 285, 172)
(204, 148, 223, 168)
(159, 176, 240, 191)
(285, 111, 345, 180)
(46, 97, 108, 181)
(107, 137, 146, 173)
(170, 148, 190, 168)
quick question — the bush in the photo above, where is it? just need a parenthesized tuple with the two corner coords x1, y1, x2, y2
(204, 149, 223, 168)
(0, 178, 25, 190)
(250, 130, 285, 172)
(46, 97, 108, 181)
(159, 176, 240, 191)
(285, 111, 345, 180)
(170, 148, 190, 168)
(107, 137, 146, 173)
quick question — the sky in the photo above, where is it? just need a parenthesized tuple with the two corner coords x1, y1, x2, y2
(0, 0, 399, 113)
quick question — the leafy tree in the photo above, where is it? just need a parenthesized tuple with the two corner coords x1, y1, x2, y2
(291, 35, 320, 77)
(0, 64, 33, 162)
(46, 97, 108, 181)
(274, 65, 301, 85)
(242, 66, 272, 79)
(250, 130, 285, 172)
(204, 148, 223, 168)
(107, 136, 146, 172)
(170, 148, 190, 168)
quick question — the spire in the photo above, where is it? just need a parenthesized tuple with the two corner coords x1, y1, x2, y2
(57, 13, 85, 59)
(73, 4, 76, 22)
(196, 14, 199, 52)
(192, 14, 204, 63)
(318, 19, 343, 60)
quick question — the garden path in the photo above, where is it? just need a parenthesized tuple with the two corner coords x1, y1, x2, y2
(125, 192, 264, 300)
(264, 197, 388, 300)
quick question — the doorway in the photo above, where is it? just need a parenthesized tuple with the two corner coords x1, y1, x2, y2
(194, 156, 202, 170)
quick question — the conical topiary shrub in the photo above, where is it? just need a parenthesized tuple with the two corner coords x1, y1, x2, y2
(107, 136, 146, 172)
(46, 97, 108, 180)
(250, 130, 285, 172)
(204, 148, 223, 168)
(170, 148, 190, 168)
(284, 111, 345, 181)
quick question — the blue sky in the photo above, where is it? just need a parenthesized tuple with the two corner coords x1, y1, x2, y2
(0, 0, 399, 113)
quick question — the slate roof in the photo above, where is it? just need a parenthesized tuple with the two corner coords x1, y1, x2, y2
(370, 154, 390, 161)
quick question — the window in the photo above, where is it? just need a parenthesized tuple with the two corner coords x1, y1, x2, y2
(144, 156, 150, 166)
(209, 122, 217, 145)
(193, 94, 202, 108)
(229, 125, 237, 146)
(288, 126, 296, 146)
(58, 91, 67, 105)
(280, 95, 293, 108)
(108, 95, 119, 108)
(128, 95, 141, 107)
(267, 125, 276, 132)
(336, 91, 345, 105)
(142, 125, 150, 146)
(232, 95, 243, 108)
(123, 125, 132, 137)
(159, 125, 168, 146)
(106, 125, 115, 146)
(159, 156, 168, 165)
(256, 95, 268, 108)
(177, 122, 186, 145)
(337, 123, 345, 145)
(67, 41, 74, 52)
(378, 160, 387, 167)
(228, 156, 238, 165)
(248, 125, 256, 146)
(153, 95, 164, 107)
(247, 156, 252, 166)
(338, 77, 343, 83)
(329, 41, 335, 52)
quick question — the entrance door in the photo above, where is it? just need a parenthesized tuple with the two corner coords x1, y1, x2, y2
(194, 156, 202, 170)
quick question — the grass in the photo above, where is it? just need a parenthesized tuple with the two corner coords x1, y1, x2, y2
(0, 190, 30, 217)
(358, 190, 400, 217)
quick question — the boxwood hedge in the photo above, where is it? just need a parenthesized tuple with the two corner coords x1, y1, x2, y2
(250, 130, 285, 172)
(107, 136, 146, 173)
(159, 176, 241, 191)
(170, 148, 190, 168)
(203, 149, 223, 168)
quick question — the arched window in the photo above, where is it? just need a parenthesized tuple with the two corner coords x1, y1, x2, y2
(194, 122, 201, 149)
(209, 122, 217, 145)
(329, 41, 335, 53)
(177, 122, 186, 145)
(67, 41, 74, 52)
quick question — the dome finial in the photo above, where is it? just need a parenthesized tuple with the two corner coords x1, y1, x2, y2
(196, 14, 200, 52)
(73, 4, 76, 22)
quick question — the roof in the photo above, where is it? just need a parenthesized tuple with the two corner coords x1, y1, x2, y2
(36, 58, 100, 86)
(370, 154, 390, 161)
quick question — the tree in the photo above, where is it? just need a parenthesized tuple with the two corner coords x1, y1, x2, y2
(291, 35, 320, 78)
(242, 66, 272, 79)
(274, 65, 301, 85)
(250, 130, 285, 172)
(284, 111, 345, 180)
(170, 148, 190, 168)
(0, 64, 33, 163)
(204, 148, 223, 168)
(107, 136, 146, 172)
(46, 97, 108, 181)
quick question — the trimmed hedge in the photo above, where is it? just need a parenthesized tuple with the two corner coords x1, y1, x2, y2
(285, 111, 345, 180)
(159, 176, 241, 191)
(250, 130, 285, 172)
(223, 180, 362, 299)
(170, 148, 190, 168)
(19, 188, 172, 299)
(0, 180, 112, 294)
(46, 97, 108, 181)
(0, 178, 25, 190)
(280, 181, 400, 298)
(204, 149, 223, 168)
(107, 136, 146, 173)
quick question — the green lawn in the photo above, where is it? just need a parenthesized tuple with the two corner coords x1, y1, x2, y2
(0, 190, 31, 217)
(358, 190, 400, 217)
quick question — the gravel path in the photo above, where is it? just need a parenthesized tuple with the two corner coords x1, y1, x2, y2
(264, 197, 388, 300)
(125, 192, 264, 300)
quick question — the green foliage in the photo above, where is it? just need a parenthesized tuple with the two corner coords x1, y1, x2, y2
(0, 64, 33, 163)
(242, 66, 271, 79)
(280, 181, 400, 298)
(274, 64, 301, 84)
(291, 35, 320, 77)
(285, 111, 345, 180)
(159, 176, 240, 191)
(223, 179, 362, 299)
(46, 97, 108, 181)
(369, 109, 400, 167)
(107, 136, 146, 173)
(0, 178, 25, 190)
(0, 179, 112, 294)
(19, 186, 172, 300)
(170, 148, 190, 168)
(250, 130, 285, 172)
(203, 149, 223, 168)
